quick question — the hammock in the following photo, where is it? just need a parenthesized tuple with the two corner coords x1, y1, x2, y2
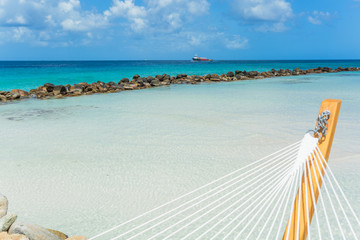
(89, 99, 359, 240)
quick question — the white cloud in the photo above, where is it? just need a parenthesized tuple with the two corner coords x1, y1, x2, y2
(12, 27, 33, 41)
(0, 0, 213, 46)
(232, 0, 293, 32)
(224, 35, 248, 49)
(187, 0, 210, 15)
(104, 0, 147, 32)
(308, 11, 335, 25)
(233, 0, 293, 22)
(308, 16, 321, 25)
(145, 0, 210, 32)
(255, 22, 289, 32)
(6, 15, 27, 25)
(58, 0, 80, 13)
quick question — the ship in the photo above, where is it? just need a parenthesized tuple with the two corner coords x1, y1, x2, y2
(192, 54, 213, 62)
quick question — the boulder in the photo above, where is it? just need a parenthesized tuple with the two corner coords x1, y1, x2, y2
(9, 221, 62, 240)
(10, 90, 29, 97)
(226, 71, 234, 77)
(176, 74, 187, 79)
(247, 71, 258, 77)
(47, 229, 68, 240)
(0, 194, 8, 218)
(146, 76, 155, 83)
(155, 75, 164, 81)
(64, 85, 71, 92)
(118, 78, 129, 84)
(0, 213, 17, 231)
(9, 93, 21, 100)
(123, 85, 135, 90)
(210, 74, 220, 81)
(0, 95, 7, 102)
(163, 75, 171, 81)
(70, 84, 84, 94)
(107, 81, 116, 86)
(143, 82, 151, 88)
(78, 82, 89, 87)
(235, 74, 242, 80)
(150, 79, 160, 86)
(43, 83, 55, 93)
(53, 86, 67, 95)
(135, 78, 144, 85)
(65, 236, 87, 240)
(0, 232, 29, 240)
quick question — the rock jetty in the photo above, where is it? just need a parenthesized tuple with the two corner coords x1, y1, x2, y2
(0, 193, 87, 240)
(0, 66, 359, 103)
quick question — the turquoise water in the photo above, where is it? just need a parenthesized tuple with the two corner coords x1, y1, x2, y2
(0, 70, 359, 238)
(0, 60, 360, 91)
(0, 65, 360, 239)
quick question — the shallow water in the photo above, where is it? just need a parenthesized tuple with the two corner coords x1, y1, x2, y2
(0, 72, 359, 238)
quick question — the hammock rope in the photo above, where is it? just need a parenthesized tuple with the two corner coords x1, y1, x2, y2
(88, 106, 359, 240)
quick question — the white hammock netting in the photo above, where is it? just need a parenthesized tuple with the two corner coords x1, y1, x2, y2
(89, 133, 359, 240)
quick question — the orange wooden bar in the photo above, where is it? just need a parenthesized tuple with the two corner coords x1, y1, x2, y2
(282, 99, 342, 240)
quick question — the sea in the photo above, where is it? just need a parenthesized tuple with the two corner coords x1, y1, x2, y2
(0, 60, 359, 238)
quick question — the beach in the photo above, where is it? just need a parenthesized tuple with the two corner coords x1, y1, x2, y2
(0, 63, 359, 238)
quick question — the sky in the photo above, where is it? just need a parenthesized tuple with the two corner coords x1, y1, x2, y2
(0, 0, 359, 60)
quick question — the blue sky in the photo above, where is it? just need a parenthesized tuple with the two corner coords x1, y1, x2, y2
(0, 0, 359, 60)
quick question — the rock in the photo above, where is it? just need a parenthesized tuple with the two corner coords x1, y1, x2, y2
(247, 71, 258, 77)
(123, 85, 135, 90)
(44, 83, 55, 93)
(146, 76, 155, 83)
(155, 75, 164, 81)
(0, 232, 29, 240)
(210, 74, 220, 81)
(47, 229, 68, 240)
(9, 221, 62, 240)
(64, 84, 71, 92)
(0, 194, 8, 218)
(163, 75, 171, 81)
(10, 90, 29, 97)
(78, 82, 89, 88)
(204, 74, 211, 80)
(0, 213, 17, 231)
(70, 84, 84, 94)
(10, 93, 21, 100)
(0, 232, 11, 240)
(118, 78, 129, 84)
(176, 74, 187, 79)
(11, 234, 29, 240)
(0, 95, 7, 102)
(226, 71, 234, 77)
(65, 236, 87, 240)
(53, 86, 67, 95)
(150, 79, 160, 86)
(98, 85, 108, 92)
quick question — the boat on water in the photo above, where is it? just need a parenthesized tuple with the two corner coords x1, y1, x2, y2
(192, 54, 213, 62)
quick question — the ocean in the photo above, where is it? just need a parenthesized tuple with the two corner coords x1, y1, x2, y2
(0, 60, 359, 238)
(1, 60, 360, 91)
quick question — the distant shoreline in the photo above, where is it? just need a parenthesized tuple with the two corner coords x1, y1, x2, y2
(0, 66, 359, 103)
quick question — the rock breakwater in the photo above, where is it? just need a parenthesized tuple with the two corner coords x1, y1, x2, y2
(0, 66, 359, 103)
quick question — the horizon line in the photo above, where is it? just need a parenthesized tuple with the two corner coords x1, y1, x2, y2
(1, 59, 360, 62)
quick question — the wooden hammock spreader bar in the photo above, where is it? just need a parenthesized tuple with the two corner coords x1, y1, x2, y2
(282, 99, 342, 240)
